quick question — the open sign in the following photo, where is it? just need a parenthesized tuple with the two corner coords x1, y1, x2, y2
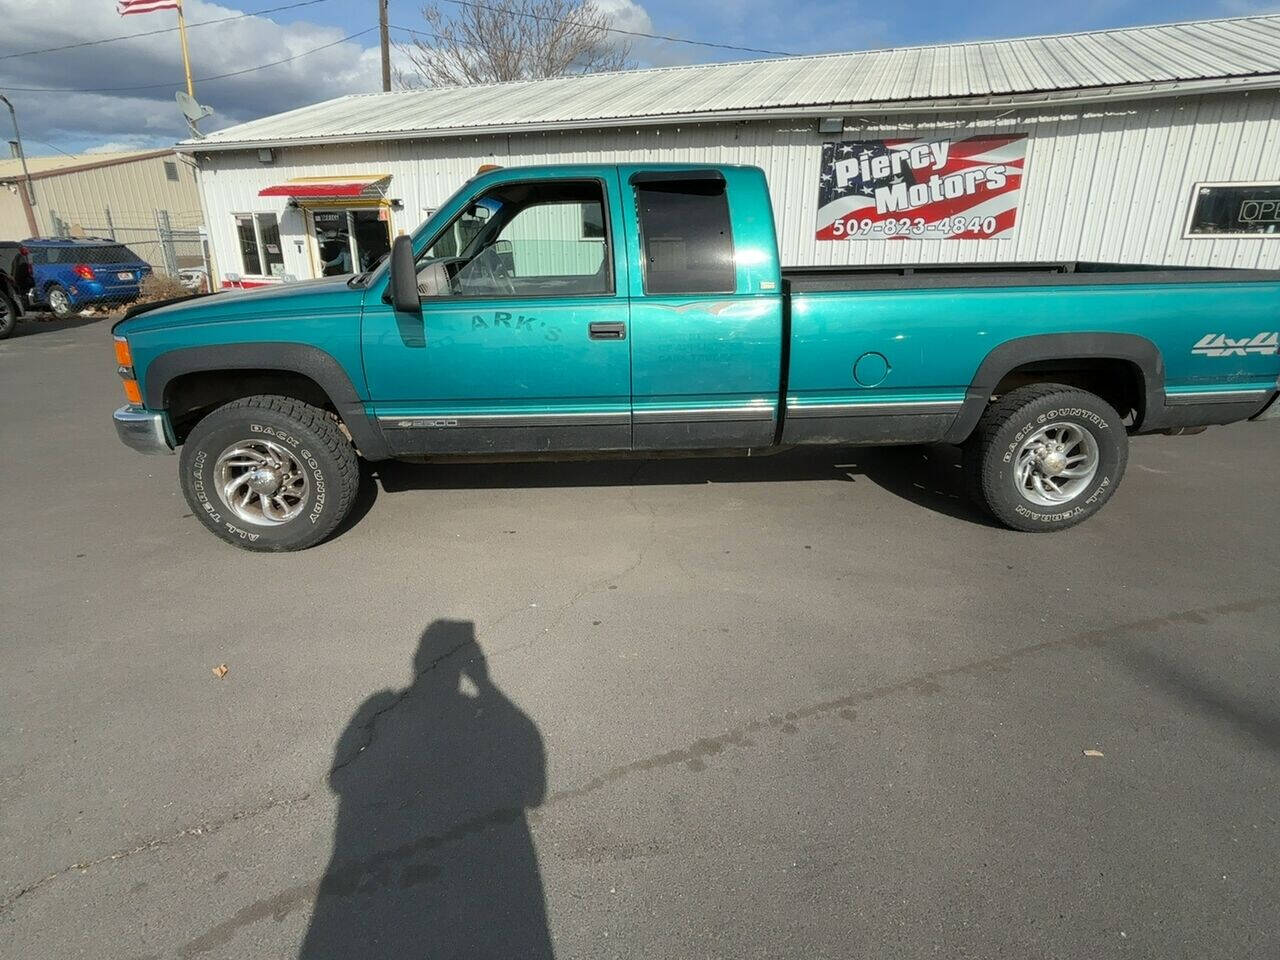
(1239, 199, 1280, 223)
(1187, 182, 1280, 236)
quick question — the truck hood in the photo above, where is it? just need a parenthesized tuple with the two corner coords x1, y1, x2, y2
(114, 275, 366, 336)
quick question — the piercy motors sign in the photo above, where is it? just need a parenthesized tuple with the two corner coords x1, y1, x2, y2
(815, 134, 1028, 240)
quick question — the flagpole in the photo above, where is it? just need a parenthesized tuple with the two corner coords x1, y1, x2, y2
(176, 0, 195, 98)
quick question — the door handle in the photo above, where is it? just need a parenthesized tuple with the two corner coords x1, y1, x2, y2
(588, 321, 627, 341)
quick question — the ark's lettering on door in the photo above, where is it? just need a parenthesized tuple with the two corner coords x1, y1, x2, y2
(471, 312, 561, 341)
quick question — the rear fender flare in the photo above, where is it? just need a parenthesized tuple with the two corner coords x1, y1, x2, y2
(143, 342, 391, 461)
(944, 332, 1164, 443)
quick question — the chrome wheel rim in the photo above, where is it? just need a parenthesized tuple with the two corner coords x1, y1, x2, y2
(48, 289, 69, 313)
(214, 439, 310, 526)
(1013, 421, 1099, 506)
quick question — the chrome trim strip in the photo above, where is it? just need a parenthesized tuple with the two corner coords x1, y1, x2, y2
(378, 411, 630, 428)
(785, 400, 963, 418)
(113, 405, 176, 455)
(1163, 389, 1270, 405)
(633, 404, 775, 424)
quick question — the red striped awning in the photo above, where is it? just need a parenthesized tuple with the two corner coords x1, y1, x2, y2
(259, 175, 390, 200)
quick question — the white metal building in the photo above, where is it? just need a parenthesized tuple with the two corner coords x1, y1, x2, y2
(181, 14, 1280, 288)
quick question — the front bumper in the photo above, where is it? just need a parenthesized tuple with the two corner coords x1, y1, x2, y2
(113, 405, 175, 455)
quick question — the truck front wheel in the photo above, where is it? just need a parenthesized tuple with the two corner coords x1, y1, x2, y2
(178, 395, 360, 551)
(963, 384, 1128, 532)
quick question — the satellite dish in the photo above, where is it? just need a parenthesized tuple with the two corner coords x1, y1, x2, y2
(176, 91, 214, 138)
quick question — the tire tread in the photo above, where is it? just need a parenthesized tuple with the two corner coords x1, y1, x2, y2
(963, 382, 1126, 531)
(182, 395, 358, 551)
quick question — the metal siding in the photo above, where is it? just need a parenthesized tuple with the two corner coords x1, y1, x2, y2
(197, 91, 1280, 283)
(0, 189, 31, 239)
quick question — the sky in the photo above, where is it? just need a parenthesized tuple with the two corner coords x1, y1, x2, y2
(0, 0, 1277, 156)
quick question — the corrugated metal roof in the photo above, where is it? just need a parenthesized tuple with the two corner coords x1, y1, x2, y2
(0, 150, 173, 181)
(189, 15, 1280, 150)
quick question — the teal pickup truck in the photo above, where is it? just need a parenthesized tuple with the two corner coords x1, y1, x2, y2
(111, 163, 1280, 551)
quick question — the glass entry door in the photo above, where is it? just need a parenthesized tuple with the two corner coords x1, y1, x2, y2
(311, 208, 392, 276)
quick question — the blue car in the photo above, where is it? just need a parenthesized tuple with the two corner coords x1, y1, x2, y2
(25, 237, 152, 318)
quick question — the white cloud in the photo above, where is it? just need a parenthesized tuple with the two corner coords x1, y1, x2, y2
(0, 0, 666, 153)
(83, 138, 173, 154)
(594, 0, 655, 34)
(0, 0, 388, 152)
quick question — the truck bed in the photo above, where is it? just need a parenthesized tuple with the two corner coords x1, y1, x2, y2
(782, 261, 1280, 292)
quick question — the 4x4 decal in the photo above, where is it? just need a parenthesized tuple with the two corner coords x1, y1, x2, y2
(1191, 332, 1279, 357)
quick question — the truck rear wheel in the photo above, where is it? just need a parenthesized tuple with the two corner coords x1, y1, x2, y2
(963, 384, 1128, 532)
(179, 395, 360, 552)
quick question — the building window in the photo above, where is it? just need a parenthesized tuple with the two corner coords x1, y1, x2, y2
(634, 178, 736, 295)
(163, 160, 179, 182)
(234, 213, 285, 276)
(1186, 182, 1280, 237)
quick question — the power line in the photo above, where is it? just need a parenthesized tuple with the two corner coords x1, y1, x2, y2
(389, 23, 472, 46)
(0, 0, 335, 62)
(391, 19, 794, 61)
(0, 27, 376, 94)
(27, 139, 80, 158)
(433, 0, 795, 58)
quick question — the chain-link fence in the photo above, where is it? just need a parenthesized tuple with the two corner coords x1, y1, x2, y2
(28, 206, 213, 316)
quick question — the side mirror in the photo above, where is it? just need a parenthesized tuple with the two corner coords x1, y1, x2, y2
(387, 235, 420, 313)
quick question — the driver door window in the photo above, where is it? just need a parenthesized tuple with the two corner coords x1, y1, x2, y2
(418, 181, 611, 298)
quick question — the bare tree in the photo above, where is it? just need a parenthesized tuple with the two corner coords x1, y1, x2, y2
(397, 0, 633, 87)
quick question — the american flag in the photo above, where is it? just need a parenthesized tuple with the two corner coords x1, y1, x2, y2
(815, 134, 1028, 241)
(117, 0, 180, 14)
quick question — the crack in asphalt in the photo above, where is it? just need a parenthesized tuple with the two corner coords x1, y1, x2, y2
(327, 634, 476, 777)
(0, 792, 312, 915)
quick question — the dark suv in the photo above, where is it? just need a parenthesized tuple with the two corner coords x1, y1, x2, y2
(0, 241, 35, 339)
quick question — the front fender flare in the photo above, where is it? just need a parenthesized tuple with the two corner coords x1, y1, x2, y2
(143, 342, 391, 461)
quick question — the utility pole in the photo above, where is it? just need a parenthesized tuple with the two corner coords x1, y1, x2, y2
(0, 94, 35, 207)
(0, 93, 38, 237)
(379, 0, 392, 92)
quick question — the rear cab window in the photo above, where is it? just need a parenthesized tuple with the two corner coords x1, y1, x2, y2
(633, 175, 736, 295)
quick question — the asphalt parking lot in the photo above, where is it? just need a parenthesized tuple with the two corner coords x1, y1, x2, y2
(2, 313, 1278, 959)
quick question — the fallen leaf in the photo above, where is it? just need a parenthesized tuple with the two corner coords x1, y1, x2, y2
(212, 664, 229, 679)
(1083, 749, 1104, 758)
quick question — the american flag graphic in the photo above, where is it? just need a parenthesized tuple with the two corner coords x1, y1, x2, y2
(117, 0, 180, 15)
(815, 134, 1028, 241)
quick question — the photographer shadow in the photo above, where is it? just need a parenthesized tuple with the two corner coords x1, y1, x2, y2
(299, 619, 552, 959)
